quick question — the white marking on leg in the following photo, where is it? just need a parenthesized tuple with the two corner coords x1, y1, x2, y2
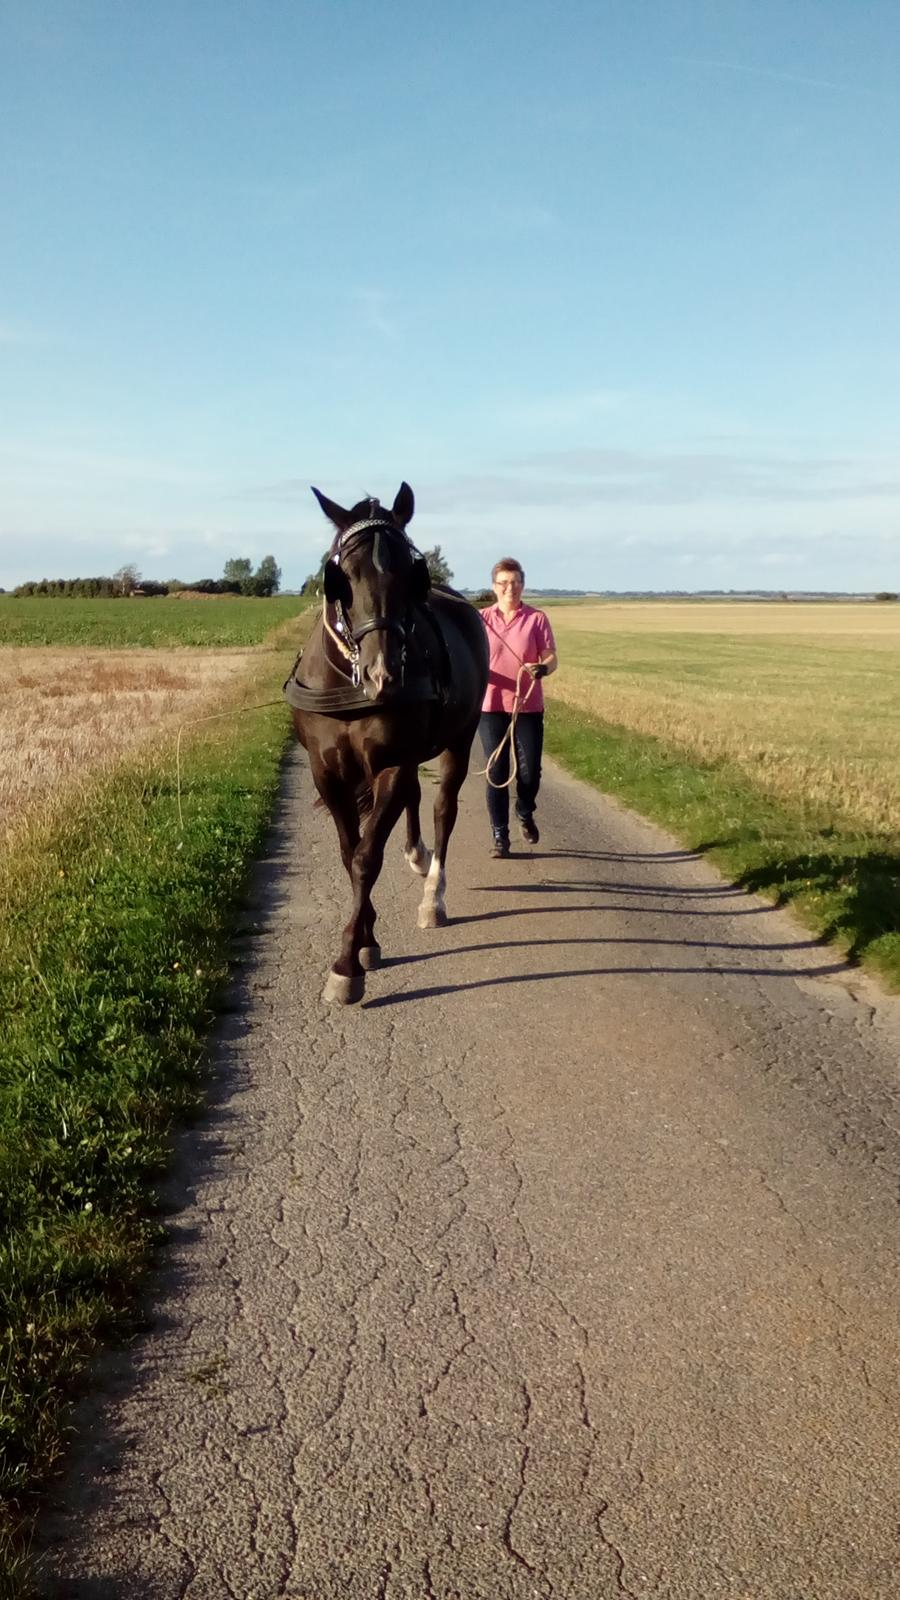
(417, 855, 447, 927)
(405, 836, 432, 876)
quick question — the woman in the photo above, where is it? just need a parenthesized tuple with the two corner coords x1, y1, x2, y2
(479, 558, 558, 857)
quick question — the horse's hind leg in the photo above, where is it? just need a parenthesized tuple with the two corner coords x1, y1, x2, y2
(417, 732, 474, 930)
(404, 772, 432, 877)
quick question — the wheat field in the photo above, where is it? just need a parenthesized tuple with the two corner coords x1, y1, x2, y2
(543, 603, 900, 833)
(0, 647, 267, 844)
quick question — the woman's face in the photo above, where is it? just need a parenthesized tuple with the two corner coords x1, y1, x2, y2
(492, 569, 524, 607)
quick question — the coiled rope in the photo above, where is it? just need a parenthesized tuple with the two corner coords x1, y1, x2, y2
(473, 604, 547, 792)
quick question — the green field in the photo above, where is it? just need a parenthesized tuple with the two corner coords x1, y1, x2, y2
(0, 594, 306, 648)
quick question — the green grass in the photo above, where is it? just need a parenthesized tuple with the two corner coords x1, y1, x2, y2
(0, 595, 306, 648)
(0, 683, 292, 1584)
(544, 701, 900, 991)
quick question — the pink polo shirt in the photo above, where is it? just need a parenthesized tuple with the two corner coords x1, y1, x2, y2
(481, 602, 556, 713)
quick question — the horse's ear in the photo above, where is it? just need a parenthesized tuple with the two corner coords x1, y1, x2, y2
(410, 557, 431, 602)
(392, 482, 415, 528)
(311, 486, 352, 532)
(323, 559, 352, 607)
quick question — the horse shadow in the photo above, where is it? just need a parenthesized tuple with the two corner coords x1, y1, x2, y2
(728, 842, 900, 968)
(367, 837, 861, 1006)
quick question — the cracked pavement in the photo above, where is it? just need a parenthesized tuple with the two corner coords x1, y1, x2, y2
(36, 747, 900, 1598)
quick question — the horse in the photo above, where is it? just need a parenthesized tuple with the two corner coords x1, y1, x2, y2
(285, 481, 489, 1004)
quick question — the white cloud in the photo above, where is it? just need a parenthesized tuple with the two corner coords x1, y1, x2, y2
(0, 320, 45, 346)
(495, 389, 630, 431)
(355, 288, 399, 340)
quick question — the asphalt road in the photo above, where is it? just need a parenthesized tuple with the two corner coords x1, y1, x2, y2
(37, 745, 900, 1599)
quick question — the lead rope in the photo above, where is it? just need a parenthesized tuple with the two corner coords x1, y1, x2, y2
(474, 664, 538, 789)
(175, 699, 282, 829)
(473, 613, 541, 790)
(175, 604, 348, 828)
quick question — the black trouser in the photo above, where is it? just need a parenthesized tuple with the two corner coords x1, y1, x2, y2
(478, 711, 544, 836)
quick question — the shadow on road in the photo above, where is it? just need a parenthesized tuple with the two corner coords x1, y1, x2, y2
(364, 954, 848, 1007)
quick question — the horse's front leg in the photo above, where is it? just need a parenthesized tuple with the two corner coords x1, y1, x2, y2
(403, 771, 432, 877)
(418, 730, 475, 930)
(323, 766, 411, 1005)
(314, 769, 380, 967)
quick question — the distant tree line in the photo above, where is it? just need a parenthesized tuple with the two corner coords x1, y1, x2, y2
(300, 544, 453, 595)
(12, 554, 282, 599)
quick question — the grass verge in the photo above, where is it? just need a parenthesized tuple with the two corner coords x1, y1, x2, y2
(0, 683, 292, 1589)
(544, 700, 900, 992)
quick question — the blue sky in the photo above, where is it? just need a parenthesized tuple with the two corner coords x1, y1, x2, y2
(2, 0, 899, 592)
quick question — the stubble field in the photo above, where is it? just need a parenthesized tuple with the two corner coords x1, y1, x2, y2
(543, 602, 900, 833)
(541, 599, 900, 989)
(0, 648, 263, 845)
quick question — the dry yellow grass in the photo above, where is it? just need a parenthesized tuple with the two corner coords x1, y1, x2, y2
(0, 647, 272, 844)
(549, 600, 900, 640)
(543, 602, 900, 833)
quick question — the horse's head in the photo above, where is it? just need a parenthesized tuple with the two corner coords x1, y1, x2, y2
(311, 482, 431, 700)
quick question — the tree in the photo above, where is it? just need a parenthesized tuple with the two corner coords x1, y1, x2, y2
(113, 563, 141, 596)
(423, 545, 453, 586)
(222, 554, 282, 596)
(301, 549, 331, 596)
(251, 554, 282, 597)
(223, 557, 253, 588)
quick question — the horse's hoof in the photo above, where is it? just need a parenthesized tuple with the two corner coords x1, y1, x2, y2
(359, 943, 382, 971)
(417, 904, 447, 930)
(406, 845, 432, 877)
(322, 969, 365, 1005)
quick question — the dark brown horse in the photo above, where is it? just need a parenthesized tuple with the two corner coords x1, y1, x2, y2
(285, 482, 488, 1004)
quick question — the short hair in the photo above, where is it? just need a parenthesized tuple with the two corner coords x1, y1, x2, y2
(491, 557, 525, 583)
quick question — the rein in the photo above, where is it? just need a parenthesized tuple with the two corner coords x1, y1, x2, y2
(322, 514, 419, 688)
(285, 512, 439, 717)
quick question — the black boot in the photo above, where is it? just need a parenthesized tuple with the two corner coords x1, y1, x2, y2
(490, 829, 510, 859)
(518, 814, 539, 844)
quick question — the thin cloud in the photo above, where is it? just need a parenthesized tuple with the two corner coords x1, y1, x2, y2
(355, 288, 399, 340)
(0, 320, 45, 346)
(0, 441, 209, 488)
(494, 202, 557, 231)
(675, 55, 870, 96)
(496, 389, 629, 430)
(425, 448, 900, 512)
(228, 478, 309, 504)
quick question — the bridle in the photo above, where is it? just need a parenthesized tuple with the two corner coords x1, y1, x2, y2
(322, 514, 418, 691)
